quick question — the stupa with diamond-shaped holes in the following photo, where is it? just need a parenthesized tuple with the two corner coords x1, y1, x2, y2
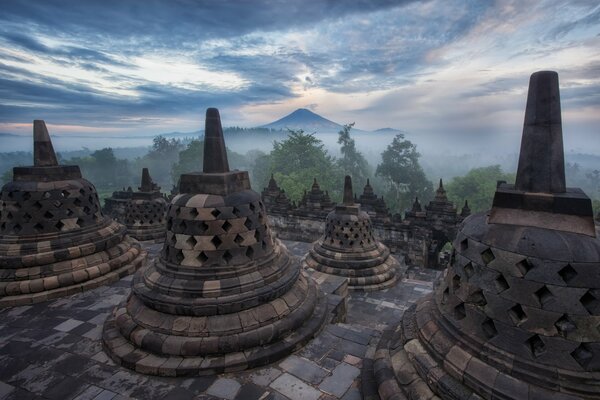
(374, 71, 600, 399)
(123, 168, 167, 242)
(0, 121, 146, 307)
(103, 108, 328, 375)
(302, 175, 403, 291)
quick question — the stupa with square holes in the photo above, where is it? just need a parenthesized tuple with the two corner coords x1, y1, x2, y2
(301, 175, 404, 291)
(374, 71, 600, 400)
(123, 168, 167, 242)
(0, 121, 146, 308)
(103, 108, 328, 375)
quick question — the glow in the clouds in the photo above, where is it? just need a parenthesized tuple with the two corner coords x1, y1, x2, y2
(0, 0, 597, 149)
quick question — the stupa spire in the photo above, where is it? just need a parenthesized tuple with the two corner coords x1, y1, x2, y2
(515, 71, 565, 193)
(202, 108, 229, 173)
(139, 168, 153, 192)
(33, 120, 58, 167)
(343, 175, 354, 205)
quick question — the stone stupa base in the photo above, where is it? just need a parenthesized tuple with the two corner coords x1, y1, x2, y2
(102, 270, 328, 376)
(125, 225, 165, 243)
(0, 222, 146, 308)
(374, 293, 600, 400)
(302, 242, 404, 292)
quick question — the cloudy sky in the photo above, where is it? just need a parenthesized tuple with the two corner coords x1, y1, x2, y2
(0, 0, 598, 151)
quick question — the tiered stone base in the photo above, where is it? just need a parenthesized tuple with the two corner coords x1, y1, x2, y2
(302, 242, 402, 291)
(374, 294, 600, 400)
(102, 271, 328, 376)
(0, 220, 146, 307)
(125, 224, 165, 243)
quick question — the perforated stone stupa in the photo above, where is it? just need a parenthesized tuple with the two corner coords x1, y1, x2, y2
(123, 168, 167, 242)
(103, 108, 328, 375)
(0, 121, 146, 308)
(374, 71, 600, 399)
(302, 175, 403, 291)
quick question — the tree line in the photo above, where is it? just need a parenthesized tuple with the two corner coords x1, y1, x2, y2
(1, 128, 599, 217)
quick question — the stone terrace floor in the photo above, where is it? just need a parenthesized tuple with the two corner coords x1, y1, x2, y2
(0, 240, 440, 400)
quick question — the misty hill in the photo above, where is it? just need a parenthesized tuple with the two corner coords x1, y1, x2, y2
(259, 108, 343, 132)
(373, 127, 405, 135)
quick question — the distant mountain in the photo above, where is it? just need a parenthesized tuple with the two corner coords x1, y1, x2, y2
(372, 127, 404, 135)
(259, 108, 343, 132)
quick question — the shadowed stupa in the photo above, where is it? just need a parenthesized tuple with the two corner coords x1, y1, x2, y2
(0, 121, 146, 307)
(374, 71, 600, 399)
(123, 168, 167, 242)
(103, 108, 328, 375)
(302, 175, 404, 291)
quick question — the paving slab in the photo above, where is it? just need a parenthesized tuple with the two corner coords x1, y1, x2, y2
(206, 378, 241, 400)
(278, 355, 329, 385)
(319, 363, 360, 398)
(269, 373, 322, 400)
(0, 239, 439, 399)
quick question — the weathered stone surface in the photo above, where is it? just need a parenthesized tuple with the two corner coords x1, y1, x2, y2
(265, 175, 465, 269)
(103, 108, 329, 376)
(0, 121, 146, 307)
(374, 71, 600, 399)
(122, 168, 167, 242)
(301, 176, 403, 291)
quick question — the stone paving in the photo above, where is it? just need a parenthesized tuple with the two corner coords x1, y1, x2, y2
(0, 240, 439, 400)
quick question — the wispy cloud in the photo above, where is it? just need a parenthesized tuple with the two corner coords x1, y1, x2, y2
(0, 0, 598, 153)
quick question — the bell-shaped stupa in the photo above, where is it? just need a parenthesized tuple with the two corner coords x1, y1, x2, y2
(0, 121, 146, 307)
(375, 71, 600, 399)
(302, 175, 403, 291)
(103, 108, 328, 375)
(123, 168, 167, 242)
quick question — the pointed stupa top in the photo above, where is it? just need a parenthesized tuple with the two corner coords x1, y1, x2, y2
(515, 71, 565, 193)
(139, 168, 153, 192)
(311, 178, 320, 191)
(412, 196, 422, 212)
(343, 175, 354, 205)
(202, 108, 229, 173)
(363, 178, 374, 195)
(179, 108, 251, 195)
(489, 71, 594, 236)
(461, 199, 471, 217)
(268, 173, 278, 189)
(33, 120, 58, 167)
(435, 178, 447, 200)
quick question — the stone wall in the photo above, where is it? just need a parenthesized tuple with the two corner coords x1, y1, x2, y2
(263, 178, 467, 269)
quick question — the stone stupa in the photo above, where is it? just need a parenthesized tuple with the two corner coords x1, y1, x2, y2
(103, 108, 328, 375)
(302, 175, 403, 291)
(123, 168, 167, 242)
(0, 121, 146, 307)
(375, 71, 600, 399)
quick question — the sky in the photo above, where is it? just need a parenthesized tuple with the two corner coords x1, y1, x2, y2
(0, 0, 598, 153)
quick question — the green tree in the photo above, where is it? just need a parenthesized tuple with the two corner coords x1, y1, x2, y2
(135, 136, 183, 188)
(376, 134, 433, 212)
(445, 165, 515, 213)
(255, 129, 342, 202)
(66, 148, 132, 189)
(1, 169, 12, 185)
(247, 150, 272, 191)
(337, 123, 371, 188)
(172, 140, 204, 182)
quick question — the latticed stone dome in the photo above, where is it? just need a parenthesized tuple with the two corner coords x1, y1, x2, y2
(374, 71, 600, 399)
(103, 108, 328, 375)
(0, 121, 146, 307)
(302, 175, 403, 291)
(123, 168, 167, 242)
